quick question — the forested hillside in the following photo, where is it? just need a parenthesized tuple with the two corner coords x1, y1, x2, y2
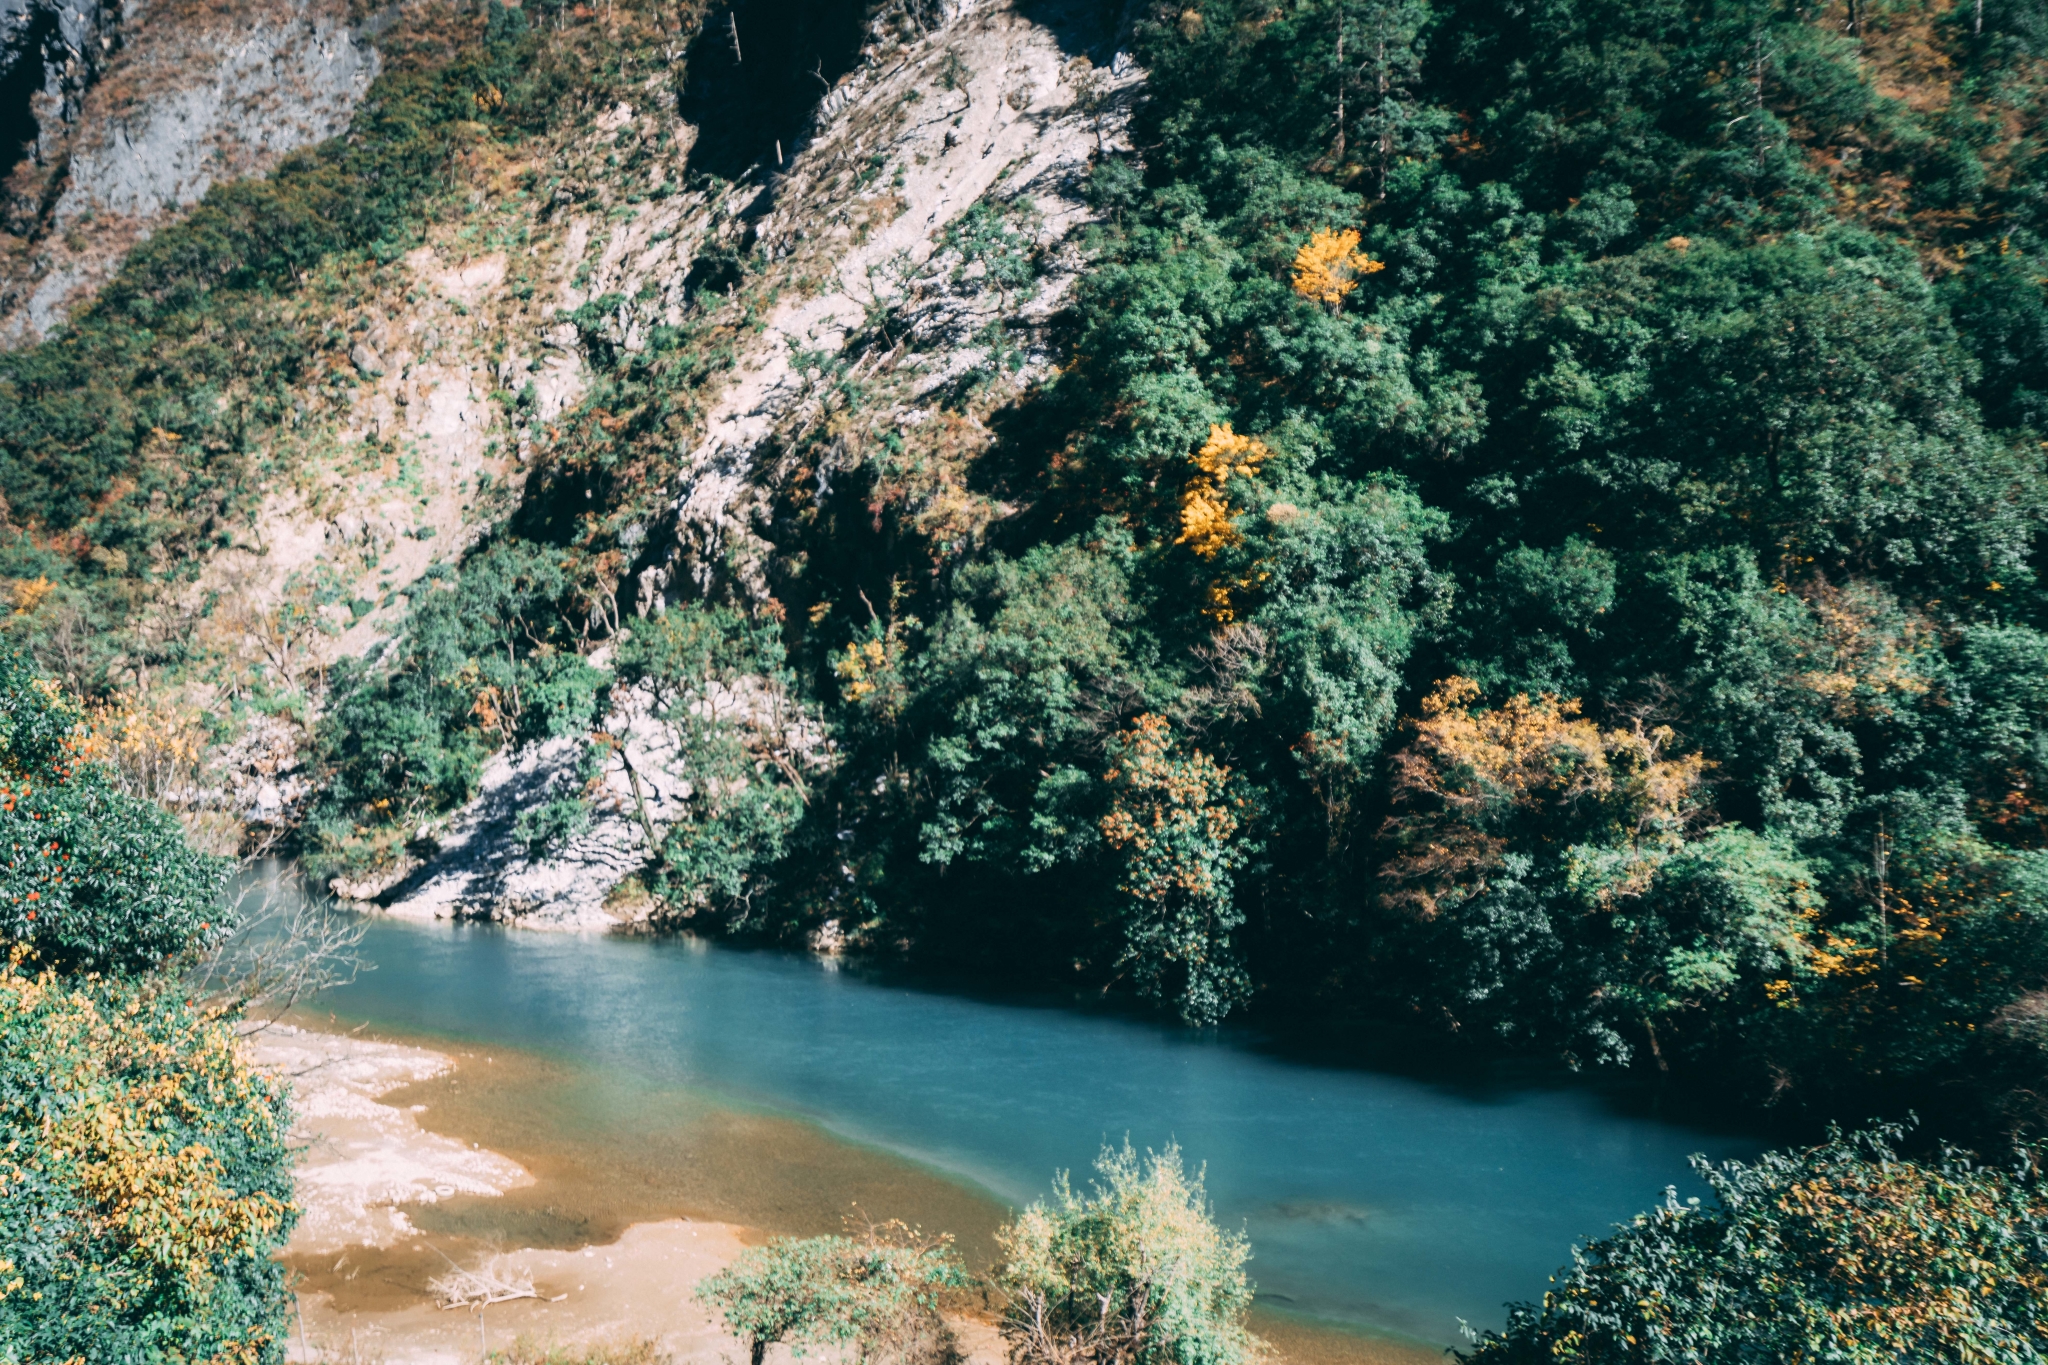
(2, 0, 2048, 1133)
(758, 0, 2048, 1126)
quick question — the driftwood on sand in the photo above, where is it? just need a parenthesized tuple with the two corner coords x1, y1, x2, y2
(429, 1259, 545, 1308)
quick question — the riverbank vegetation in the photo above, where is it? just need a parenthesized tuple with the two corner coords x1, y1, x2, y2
(698, 1144, 1264, 1365)
(0, 655, 297, 1361)
(1462, 1121, 2048, 1362)
(488, 0, 2048, 1135)
(697, 1222, 969, 1365)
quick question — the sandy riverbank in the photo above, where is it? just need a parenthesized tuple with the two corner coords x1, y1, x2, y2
(246, 1024, 882, 1364)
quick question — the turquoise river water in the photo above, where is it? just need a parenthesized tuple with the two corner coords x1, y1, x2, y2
(317, 914, 1757, 1350)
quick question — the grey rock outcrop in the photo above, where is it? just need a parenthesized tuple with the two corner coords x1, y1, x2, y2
(55, 7, 373, 223)
(0, 0, 118, 181)
(0, 0, 378, 345)
(364, 691, 694, 931)
(636, 0, 1140, 606)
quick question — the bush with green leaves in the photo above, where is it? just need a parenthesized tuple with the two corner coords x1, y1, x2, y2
(0, 650, 226, 975)
(0, 660, 295, 1362)
(613, 604, 816, 916)
(695, 1224, 968, 1365)
(996, 1143, 1261, 1365)
(0, 961, 298, 1364)
(1459, 1123, 2048, 1364)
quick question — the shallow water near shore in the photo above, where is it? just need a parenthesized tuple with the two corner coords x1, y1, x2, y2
(282, 1035, 1440, 1365)
(303, 910, 1759, 1352)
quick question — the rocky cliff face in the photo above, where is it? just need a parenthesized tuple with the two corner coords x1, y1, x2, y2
(6, 0, 1138, 929)
(0, 0, 378, 343)
(365, 0, 1141, 929)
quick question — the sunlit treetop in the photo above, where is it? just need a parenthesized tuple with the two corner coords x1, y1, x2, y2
(1290, 228, 1381, 307)
(1177, 423, 1271, 560)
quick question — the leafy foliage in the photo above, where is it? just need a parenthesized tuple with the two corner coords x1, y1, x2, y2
(695, 1224, 968, 1365)
(1460, 1123, 2048, 1364)
(658, 0, 2048, 1129)
(0, 650, 226, 976)
(0, 662, 293, 1359)
(1289, 228, 1381, 307)
(309, 541, 606, 875)
(1100, 715, 1257, 1022)
(0, 960, 297, 1364)
(614, 604, 816, 914)
(996, 1142, 1262, 1365)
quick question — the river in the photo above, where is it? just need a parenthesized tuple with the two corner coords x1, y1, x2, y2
(310, 913, 1756, 1352)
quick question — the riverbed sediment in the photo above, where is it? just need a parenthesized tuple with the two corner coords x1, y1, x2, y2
(248, 1024, 776, 1363)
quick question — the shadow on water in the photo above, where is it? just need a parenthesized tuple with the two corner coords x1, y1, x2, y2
(805, 939, 1786, 1148)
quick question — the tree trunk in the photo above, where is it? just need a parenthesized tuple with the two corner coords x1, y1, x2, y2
(1330, 22, 1346, 166)
(1376, 29, 1390, 198)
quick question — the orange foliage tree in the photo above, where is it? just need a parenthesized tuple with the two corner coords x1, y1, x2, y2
(1377, 677, 1709, 919)
(1369, 679, 1852, 1068)
(1289, 228, 1383, 308)
(1175, 424, 1272, 622)
(1099, 714, 1256, 1023)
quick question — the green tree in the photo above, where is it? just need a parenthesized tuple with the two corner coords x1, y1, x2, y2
(615, 604, 816, 915)
(0, 659, 296, 1362)
(0, 650, 226, 976)
(1099, 715, 1257, 1025)
(695, 1225, 967, 1365)
(310, 541, 608, 877)
(1325, 0, 1439, 197)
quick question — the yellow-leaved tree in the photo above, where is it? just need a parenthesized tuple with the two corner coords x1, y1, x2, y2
(1376, 677, 1710, 919)
(1099, 714, 1255, 1024)
(1176, 424, 1272, 621)
(1290, 228, 1382, 308)
(1176, 423, 1270, 559)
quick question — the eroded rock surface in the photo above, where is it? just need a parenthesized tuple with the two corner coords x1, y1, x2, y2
(360, 0, 1140, 928)
(642, 0, 1140, 604)
(0, 0, 378, 344)
(368, 710, 685, 930)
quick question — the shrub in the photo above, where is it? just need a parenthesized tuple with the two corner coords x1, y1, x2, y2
(0, 650, 226, 975)
(615, 604, 816, 915)
(695, 1223, 967, 1365)
(1459, 1123, 2048, 1364)
(997, 1143, 1262, 1365)
(310, 542, 608, 875)
(0, 958, 298, 1363)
